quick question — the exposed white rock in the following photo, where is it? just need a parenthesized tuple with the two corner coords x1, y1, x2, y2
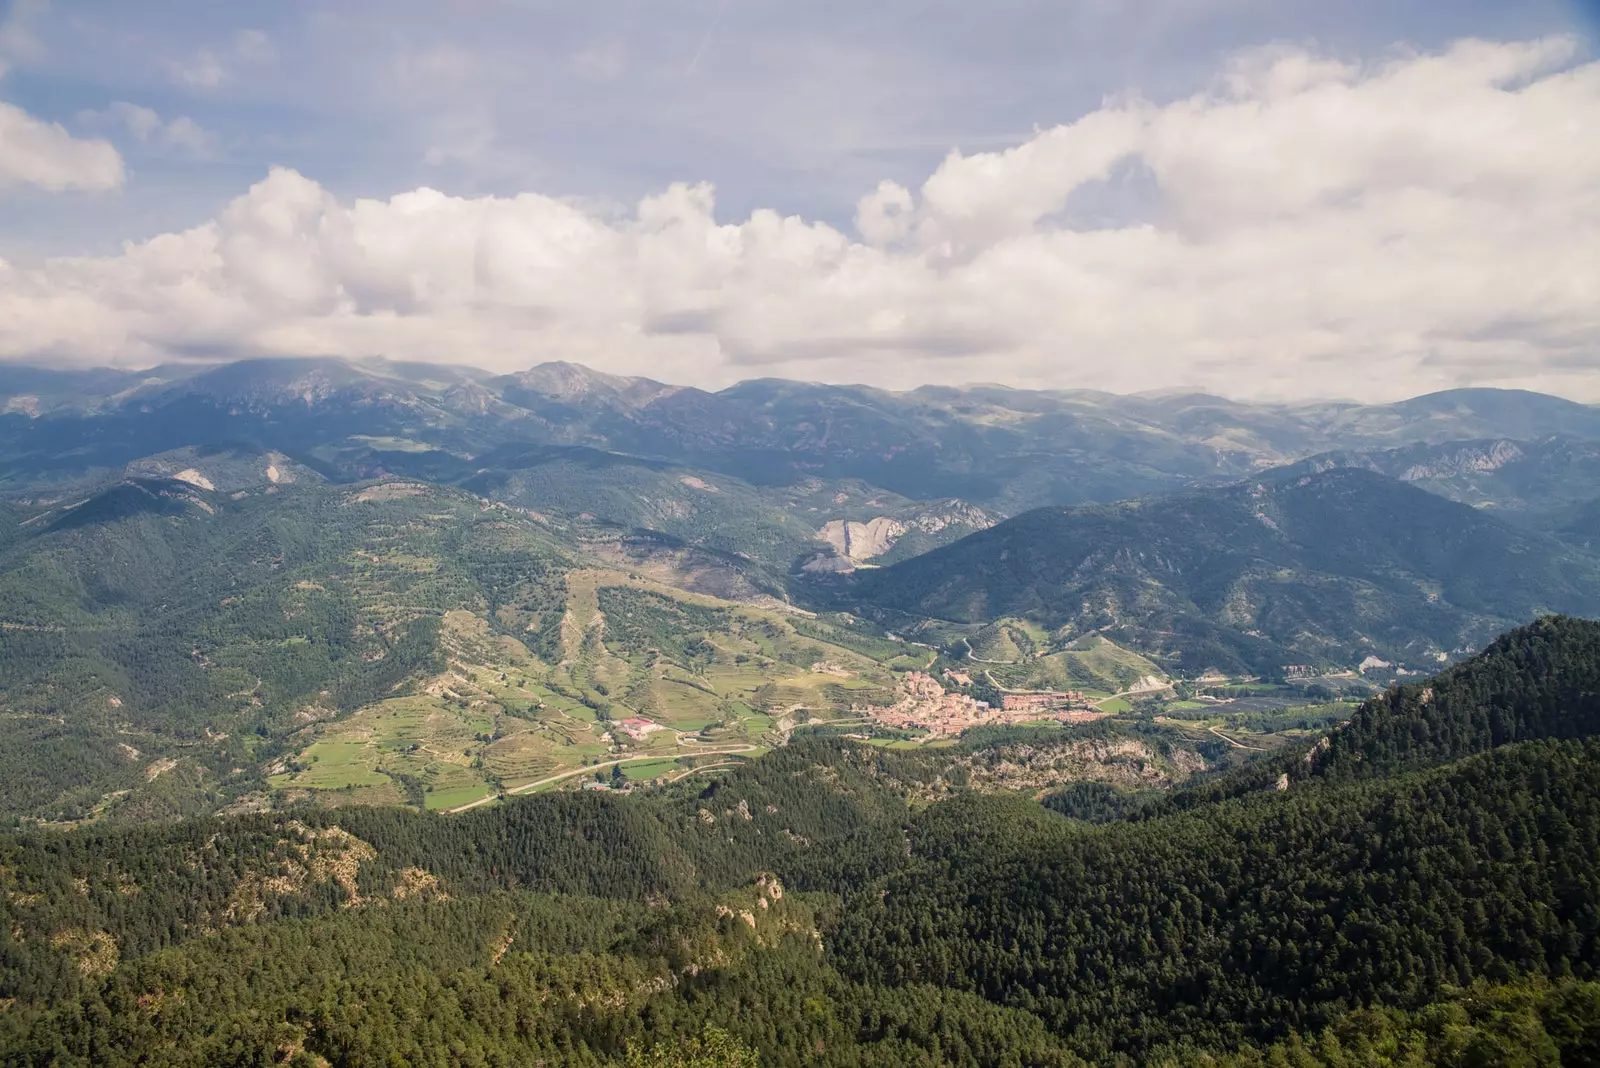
(171, 469, 216, 491)
(819, 516, 907, 561)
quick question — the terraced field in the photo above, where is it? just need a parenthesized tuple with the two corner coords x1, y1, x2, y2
(269, 571, 903, 809)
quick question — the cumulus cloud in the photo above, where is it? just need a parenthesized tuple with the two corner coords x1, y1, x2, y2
(0, 100, 124, 191)
(80, 101, 216, 157)
(0, 37, 1597, 400)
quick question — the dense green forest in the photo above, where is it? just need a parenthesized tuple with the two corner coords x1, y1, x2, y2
(2, 617, 1599, 1064)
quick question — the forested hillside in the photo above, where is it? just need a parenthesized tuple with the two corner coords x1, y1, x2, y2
(4, 357, 1600, 1062)
(0, 476, 579, 822)
(0, 471, 960, 824)
(1164, 614, 1600, 808)
(849, 469, 1600, 673)
(1283, 436, 1600, 538)
(2, 618, 1599, 1065)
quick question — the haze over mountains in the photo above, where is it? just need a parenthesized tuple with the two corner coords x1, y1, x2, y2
(0, 361, 1591, 522)
(6, 357, 1600, 509)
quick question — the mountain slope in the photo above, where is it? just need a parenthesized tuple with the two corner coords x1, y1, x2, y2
(832, 738, 1600, 1060)
(1165, 614, 1600, 808)
(848, 468, 1600, 672)
(458, 444, 994, 574)
(1283, 435, 1600, 536)
(0, 472, 927, 823)
(0, 478, 574, 821)
(826, 617, 1600, 1057)
(1329, 387, 1600, 443)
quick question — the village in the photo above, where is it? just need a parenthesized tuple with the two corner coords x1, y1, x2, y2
(865, 670, 1108, 737)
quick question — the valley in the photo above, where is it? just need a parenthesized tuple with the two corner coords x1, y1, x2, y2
(3, 360, 1597, 829)
(6, 8, 1600, 1062)
(0, 359, 1597, 1066)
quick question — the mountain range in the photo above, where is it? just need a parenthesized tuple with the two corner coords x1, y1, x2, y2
(4, 356, 1600, 1062)
(7, 357, 1600, 509)
(4, 355, 1597, 576)
(2, 356, 1600, 828)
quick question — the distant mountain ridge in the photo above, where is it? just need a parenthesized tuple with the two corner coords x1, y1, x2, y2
(848, 467, 1600, 673)
(4, 357, 1598, 515)
(5, 355, 1600, 687)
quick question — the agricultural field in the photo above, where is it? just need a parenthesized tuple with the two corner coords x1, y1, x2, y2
(247, 540, 1385, 814)
(268, 569, 904, 810)
(0, 464, 1382, 825)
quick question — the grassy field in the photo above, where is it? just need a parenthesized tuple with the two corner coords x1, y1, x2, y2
(423, 783, 496, 811)
(980, 634, 1167, 694)
(271, 741, 391, 789)
(617, 759, 680, 781)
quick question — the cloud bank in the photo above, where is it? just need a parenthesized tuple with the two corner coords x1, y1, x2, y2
(0, 101, 123, 191)
(0, 37, 1595, 400)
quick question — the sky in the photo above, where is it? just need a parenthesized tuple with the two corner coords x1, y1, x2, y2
(0, 0, 1596, 401)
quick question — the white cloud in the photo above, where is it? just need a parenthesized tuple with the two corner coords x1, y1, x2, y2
(165, 29, 273, 89)
(166, 49, 226, 88)
(0, 100, 124, 192)
(0, 37, 1597, 401)
(81, 102, 217, 157)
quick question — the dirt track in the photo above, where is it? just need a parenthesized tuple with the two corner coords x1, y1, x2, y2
(445, 745, 760, 813)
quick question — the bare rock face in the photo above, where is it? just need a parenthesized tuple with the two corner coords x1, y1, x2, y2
(908, 501, 994, 534)
(816, 501, 998, 567)
(819, 517, 908, 562)
(1397, 440, 1524, 480)
(801, 553, 857, 574)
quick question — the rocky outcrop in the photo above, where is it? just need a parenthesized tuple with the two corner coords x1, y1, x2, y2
(819, 517, 907, 562)
(817, 501, 996, 565)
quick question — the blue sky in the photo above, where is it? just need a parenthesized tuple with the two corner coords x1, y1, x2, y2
(0, 0, 1596, 398)
(2, 0, 1591, 251)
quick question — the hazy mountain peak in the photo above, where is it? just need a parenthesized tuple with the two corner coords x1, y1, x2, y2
(511, 361, 678, 407)
(178, 356, 388, 403)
